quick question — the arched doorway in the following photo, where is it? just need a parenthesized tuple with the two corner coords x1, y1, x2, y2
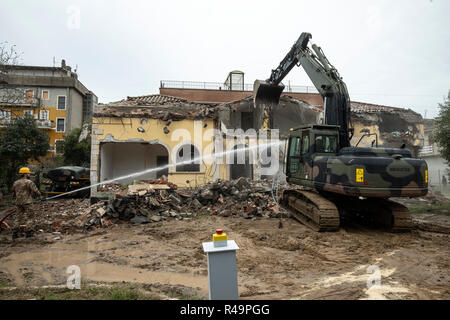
(100, 142, 169, 184)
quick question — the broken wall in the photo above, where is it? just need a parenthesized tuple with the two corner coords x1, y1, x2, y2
(350, 103, 424, 155)
(217, 95, 320, 137)
(217, 95, 320, 182)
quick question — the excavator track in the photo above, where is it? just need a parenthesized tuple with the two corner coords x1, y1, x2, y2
(282, 189, 340, 232)
(282, 190, 412, 232)
(330, 196, 413, 233)
(373, 199, 413, 233)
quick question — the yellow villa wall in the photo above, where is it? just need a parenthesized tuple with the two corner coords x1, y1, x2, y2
(94, 117, 229, 188)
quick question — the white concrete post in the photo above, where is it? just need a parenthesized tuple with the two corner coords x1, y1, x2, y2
(202, 229, 240, 300)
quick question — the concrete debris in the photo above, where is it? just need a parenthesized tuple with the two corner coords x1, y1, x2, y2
(0, 178, 290, 234)
(97, 183, 126, 193)
(96, 207, 106, 216)
(2, 180, 449, 237)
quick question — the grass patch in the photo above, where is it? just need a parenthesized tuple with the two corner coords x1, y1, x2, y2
(110, 288, 141, 300)
(408, 203, 450, 215)
(0, 283, 160, 300)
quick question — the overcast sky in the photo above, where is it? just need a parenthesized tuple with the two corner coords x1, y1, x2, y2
(1, 0, 449, 118)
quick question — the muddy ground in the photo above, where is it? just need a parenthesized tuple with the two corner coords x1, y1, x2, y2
(1, 207, 449, 300)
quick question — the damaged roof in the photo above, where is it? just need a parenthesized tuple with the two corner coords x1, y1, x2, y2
(217, 94, 322, 112)
(95, 94, 218, 120)
(350, 101, 423, 123)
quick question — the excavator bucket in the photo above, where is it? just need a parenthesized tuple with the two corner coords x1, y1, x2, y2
(253, 80, 285, 110)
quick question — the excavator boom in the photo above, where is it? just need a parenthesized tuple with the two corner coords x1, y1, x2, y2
(254, 32, 352, 147)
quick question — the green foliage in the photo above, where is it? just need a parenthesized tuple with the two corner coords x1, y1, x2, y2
(62, 127, 91, 167)
(110, 288, 141, 300)
(0, 115, 50, 190)
(434, 90, 450, 163)
(408, 202, 450, 216)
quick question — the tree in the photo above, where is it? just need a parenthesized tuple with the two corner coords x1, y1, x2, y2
(62, 126, 91, 167)
(0, 115, 50, 190)
(434, 90, 450, 163)
(0, 42, 24, 106)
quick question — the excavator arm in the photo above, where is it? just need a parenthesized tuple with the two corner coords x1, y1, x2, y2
(254, 32, 353, 148)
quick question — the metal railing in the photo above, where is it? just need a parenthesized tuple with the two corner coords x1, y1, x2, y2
(419, 145, 435, 156)
(36, 119, 54, 129)
(0, 97, 41, 107)
(0, 118, 54, 128)
(160, 80, 318, 94)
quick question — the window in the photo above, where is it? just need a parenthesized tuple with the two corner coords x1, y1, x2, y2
(56, 118, 65, 132)
(58, 96, 66, 110)
(42, 90, 49, 100)
(40, 110, 49, 120)
(288, 137, 301, 174)
(289, 137, 301, 157)
(302, 133, 309, 154)
(315, 135, 338, 153)
(25, 90, 34, 104)
(23, 110, 33, 118)
(55, 140, 65, 154)
(0, 110, 11, 120)
(176, 144, 200, 172)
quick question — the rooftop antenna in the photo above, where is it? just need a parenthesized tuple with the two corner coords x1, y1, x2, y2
(53, 56, 56, 67)
(74, 64, 78, 73)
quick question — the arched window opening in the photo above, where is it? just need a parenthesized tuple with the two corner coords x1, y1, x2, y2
(176, 144, 200, 172)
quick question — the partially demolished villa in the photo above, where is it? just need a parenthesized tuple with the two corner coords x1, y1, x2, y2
(90, 89, 426, 199)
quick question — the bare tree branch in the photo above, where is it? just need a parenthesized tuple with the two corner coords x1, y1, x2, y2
(0, 41, 25, 108)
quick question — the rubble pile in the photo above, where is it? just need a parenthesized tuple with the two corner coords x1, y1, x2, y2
(83, 177, 285, 230)
(21, 198, 92, 234)
(192, 177, 285, 219)
(1, 178, 287, 235)
(85, 182, 191, 229)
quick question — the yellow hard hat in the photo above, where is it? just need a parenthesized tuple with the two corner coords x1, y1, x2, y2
(19, 167, 31, 174)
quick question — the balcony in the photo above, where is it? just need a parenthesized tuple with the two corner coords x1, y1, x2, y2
(36, 119, 54, 129)
(0, 118, 54, 129)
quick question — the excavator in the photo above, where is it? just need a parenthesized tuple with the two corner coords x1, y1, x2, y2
(254, 32, 428, 232)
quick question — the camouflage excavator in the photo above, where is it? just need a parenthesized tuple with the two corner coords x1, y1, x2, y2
(254, 32, 428, 232)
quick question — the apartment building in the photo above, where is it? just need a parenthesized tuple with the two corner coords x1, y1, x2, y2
(0, 60, 97, 156)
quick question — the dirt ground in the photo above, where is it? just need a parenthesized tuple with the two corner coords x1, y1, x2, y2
(1, 208, 449, 300)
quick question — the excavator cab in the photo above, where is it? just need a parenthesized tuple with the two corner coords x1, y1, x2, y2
(286, 125, 340, 187)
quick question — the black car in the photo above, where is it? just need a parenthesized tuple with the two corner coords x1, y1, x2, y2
(42, 166, 90, 197)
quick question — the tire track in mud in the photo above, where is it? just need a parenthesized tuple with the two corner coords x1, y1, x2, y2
(0, 215, 449, 299)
